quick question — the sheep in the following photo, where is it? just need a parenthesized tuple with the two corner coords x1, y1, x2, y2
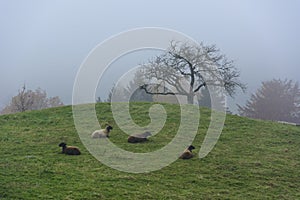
(179, 145, 195, 159)
(58, 142, 81, 155)
(127, 131, 152, 143)
(91, 125, 113, 138)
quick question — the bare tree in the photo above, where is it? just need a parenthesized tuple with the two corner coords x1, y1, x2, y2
(48, 96, 64, 108)
(140, 41, 245, 104)
(13, 85, 34, 112)
(238, 79, 300, 123)
(1, 85, 64, 114)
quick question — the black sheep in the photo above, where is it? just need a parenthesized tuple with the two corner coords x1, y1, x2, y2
(179, 145, 195, 159)
(127, 131, 152, 143)
(58, 142, 81, 155)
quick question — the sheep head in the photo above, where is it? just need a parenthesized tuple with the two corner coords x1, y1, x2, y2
(59, 142, 67, 148)
(106, 125, 113, 132)
(187, 145, 195, 152)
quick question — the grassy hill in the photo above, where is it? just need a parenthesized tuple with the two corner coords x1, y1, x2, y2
(0, 102, 299, 199)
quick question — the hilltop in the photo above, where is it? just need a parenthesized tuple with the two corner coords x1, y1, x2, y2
(0, 102, 299, 199)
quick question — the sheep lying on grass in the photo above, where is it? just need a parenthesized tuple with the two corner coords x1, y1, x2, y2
(58, 142, 81, 155)
(179, 145, 195, 159)
(127, 131, 152, 143)
(91, 125, 113, 138)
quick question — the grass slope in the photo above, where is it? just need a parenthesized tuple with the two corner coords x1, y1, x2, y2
(0, 102, 299, 199)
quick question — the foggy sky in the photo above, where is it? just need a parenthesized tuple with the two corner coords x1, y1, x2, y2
(1, 0, 300, 112)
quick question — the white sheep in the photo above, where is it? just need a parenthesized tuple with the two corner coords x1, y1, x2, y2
(91, 125, 113, 138)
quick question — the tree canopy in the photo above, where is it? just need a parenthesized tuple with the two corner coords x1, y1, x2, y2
(1, 85, 64, 114)
(238, 79, 300, 123)
(140, 41, 245, 104)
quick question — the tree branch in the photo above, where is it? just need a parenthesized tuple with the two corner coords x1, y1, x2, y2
(193, 82, 207, 92)
(140, 84, 178, 95)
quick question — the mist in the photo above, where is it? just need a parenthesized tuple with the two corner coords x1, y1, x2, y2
(1, 0, 300, 113)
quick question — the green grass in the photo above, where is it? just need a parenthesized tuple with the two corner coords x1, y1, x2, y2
(0, 102, 299, 199)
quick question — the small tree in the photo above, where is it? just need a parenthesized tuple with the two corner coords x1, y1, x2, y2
(1, 85, 64, 114)
(140, 41, 245, 104)
(238, 79, 300, 123)
(96, 97, 103, 103)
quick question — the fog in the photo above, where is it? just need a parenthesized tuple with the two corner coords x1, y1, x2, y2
(1, 0, 300, 112)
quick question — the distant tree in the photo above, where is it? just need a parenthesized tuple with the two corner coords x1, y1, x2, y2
(106, 70, 153, 103)
(140, 41, 246, 104)
(226, 107, 233, 115)
(96, 97, 103, 103)
(1, 85, 64, 114)
(238, 79, 300, 123)
(48, 96, 63, 108)
(105, 84, 129, 102)
(105, 86, 113, 103)
(126, 70, 153, 102)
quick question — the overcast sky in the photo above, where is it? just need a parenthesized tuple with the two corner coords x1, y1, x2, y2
(1, 0, 300, 112)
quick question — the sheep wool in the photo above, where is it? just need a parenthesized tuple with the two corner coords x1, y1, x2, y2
(127, 131, 152, 143)
(179, 145, 195, 159)
(91, 125, 113, 138)
(58, 142, 81, 155)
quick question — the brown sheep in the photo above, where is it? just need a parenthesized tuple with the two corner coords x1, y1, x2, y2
(58, 142, 81, 155)
(91, 125, 113, 138)
(179, 145, 195, 159)
(127, 131, 152, 143)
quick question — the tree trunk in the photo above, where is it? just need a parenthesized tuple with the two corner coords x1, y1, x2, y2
(187, 94, 194, 104)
